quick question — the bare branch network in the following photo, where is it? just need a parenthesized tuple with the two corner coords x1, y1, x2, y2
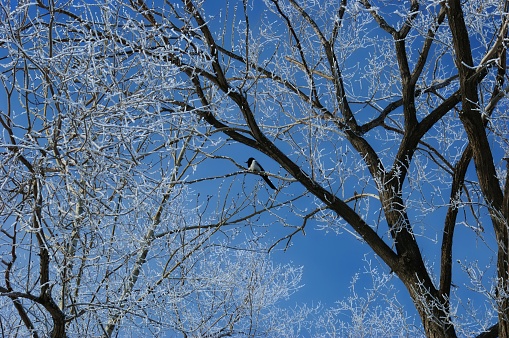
(0, 0, 508, 337)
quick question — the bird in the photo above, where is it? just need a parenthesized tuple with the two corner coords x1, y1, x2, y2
(246, 157, 276, 190)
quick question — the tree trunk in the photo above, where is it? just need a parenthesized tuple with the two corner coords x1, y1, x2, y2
(498, 243, 509, 338)
(445, 0, 509, 335)
(400, 269, 457, 338)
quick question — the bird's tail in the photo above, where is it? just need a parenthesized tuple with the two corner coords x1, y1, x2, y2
(262, 174, 276, 189)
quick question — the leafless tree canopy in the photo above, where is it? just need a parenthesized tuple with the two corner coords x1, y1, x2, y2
(1, 0, 509, 337)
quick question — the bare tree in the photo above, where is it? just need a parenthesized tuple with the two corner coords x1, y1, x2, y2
(0, 1, 306, 337)
(2, 0, 509, 337)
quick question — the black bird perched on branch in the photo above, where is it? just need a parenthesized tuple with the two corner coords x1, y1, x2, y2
(246, 157, 276, 190)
